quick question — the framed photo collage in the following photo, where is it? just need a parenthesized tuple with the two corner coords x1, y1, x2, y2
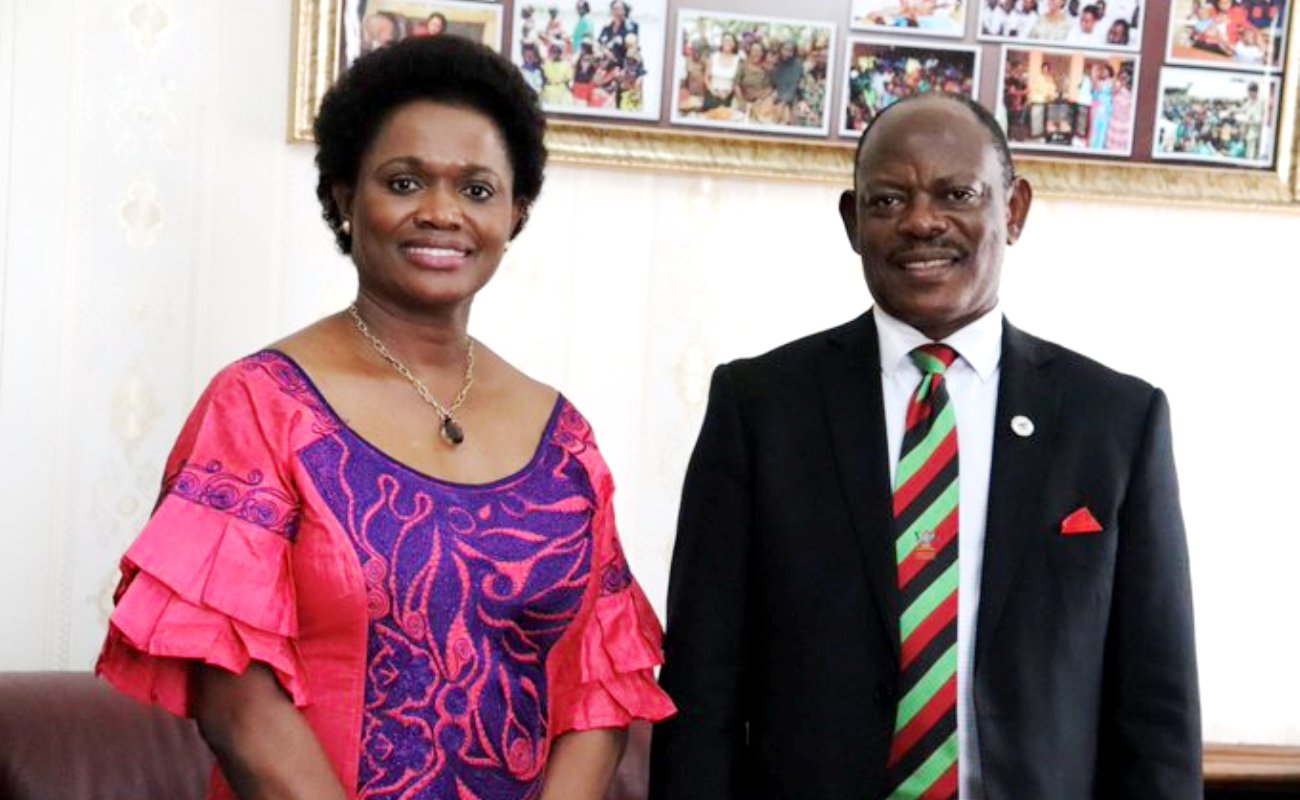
(292, 0, 1300, 205)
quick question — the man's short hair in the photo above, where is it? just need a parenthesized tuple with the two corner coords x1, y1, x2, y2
(852, 93, 1015, 188)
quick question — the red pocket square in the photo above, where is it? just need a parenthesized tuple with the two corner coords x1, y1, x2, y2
(1061, 507, 1103, 535)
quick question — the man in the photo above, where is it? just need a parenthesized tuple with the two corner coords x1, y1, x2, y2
(1066, 4, 1105, 44)
(649, 94, 1199, 800)
(1239, 82, 1265, 160)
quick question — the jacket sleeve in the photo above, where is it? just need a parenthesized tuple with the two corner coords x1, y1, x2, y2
(1097, 388, 1202, 797)
(650, 364, 753, 800)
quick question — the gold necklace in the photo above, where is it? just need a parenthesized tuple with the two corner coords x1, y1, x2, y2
(346, 303, 475, 446)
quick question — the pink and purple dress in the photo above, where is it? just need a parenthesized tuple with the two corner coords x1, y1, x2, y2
(96, 352, 676, 800)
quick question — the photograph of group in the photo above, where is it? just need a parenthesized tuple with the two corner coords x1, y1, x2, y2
(998, 46, 1139, 156)
(511, 0, 667, 120)
(324, 0, 1296, 174)
(671, 10, 836, 135)
(978, 0, 1144, 49)
(842, 38, 980, 134)
(1153, 67, 1281, 165)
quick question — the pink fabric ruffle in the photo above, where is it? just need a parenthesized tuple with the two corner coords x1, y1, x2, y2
(549, 577, 676, 735)
(547, 416, 677, 735)
(97, 496, 309, 718)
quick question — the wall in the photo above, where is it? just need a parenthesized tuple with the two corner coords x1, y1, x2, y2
(1, 0, 1297, 745)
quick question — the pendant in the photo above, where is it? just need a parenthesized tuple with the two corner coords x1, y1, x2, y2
(440, 415, 465, 446)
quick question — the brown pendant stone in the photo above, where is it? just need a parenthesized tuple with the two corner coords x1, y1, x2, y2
(440, 415, 465, 446)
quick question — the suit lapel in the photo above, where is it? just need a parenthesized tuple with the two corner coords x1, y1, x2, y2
(818, 311, 902, 658)
(975, 319, 1061, 671)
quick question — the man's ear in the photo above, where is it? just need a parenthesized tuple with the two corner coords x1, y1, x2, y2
(838, 189, 862, 255)
(1005, 175, 1033, 245)
(331, 183, 355, 226)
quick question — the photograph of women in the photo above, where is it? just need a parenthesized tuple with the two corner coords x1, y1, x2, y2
(670, 9, 836, 136)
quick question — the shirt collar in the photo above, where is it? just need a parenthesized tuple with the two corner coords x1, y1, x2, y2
(873, 303, 1003, 382)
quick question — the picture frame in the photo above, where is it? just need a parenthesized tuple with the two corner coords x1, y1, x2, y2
(669, 9, 837, 137)
(996, 45, 1141, 157)
(1152, 66, 1282, 165)
(509, 0, 669, 121)
(850, 0, 970, 38)
(342, 0, 506, 62)
(977, 0, 1146, 52)
(1165, 0, 1291, 71)
(289, 0, 1300, 208)
(841, 35, 981, 135)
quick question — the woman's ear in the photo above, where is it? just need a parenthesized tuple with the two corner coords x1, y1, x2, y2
(331, 183, 355, 226)
(511, 201, 531, 239)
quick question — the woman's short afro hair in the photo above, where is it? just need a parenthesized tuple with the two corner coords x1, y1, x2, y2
(313, 35, 548, 253)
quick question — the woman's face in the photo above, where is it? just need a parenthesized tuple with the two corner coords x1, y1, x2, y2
(611, 1, 627, 20)
(362, 14, 398, 48)
(427, 15, 446, 35)
(336, 101, 521, 312)
(748, 41, 765, 60)
(721, 33, 737, 53)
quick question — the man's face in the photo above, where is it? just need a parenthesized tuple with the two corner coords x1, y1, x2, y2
(1081, 10, 1098, 30)
(838, 99, 1032, 340)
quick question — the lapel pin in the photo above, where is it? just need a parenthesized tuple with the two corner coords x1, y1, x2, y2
(1010, 415, 1035, 438)
(914, 530, 938, 561)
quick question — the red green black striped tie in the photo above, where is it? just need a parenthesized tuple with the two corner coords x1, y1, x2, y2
(886, 343, 959, 800)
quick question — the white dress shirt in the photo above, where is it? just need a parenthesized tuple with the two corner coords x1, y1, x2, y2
(875, 305, 1003, 800)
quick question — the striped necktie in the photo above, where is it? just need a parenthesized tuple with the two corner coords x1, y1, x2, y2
(886, 343, 960, 800)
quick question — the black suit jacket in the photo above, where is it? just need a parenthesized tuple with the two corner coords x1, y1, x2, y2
(649, 312, 1199, 800)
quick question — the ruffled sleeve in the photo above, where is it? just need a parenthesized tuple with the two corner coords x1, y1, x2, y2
(96, 358, 310, 717)
(547, 412, 676, 735)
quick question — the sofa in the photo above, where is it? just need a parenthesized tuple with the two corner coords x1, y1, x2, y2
(0, 671, 651, 800)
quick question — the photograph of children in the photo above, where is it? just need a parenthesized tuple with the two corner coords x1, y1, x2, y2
(343, 0, 505, 66)
(1152, 67, 1279, 165)
(978, 0, 1144, 51)
(851, 0, 968, 37)
(996, 46, 1140, 156)
(841, 38, 980, 134)
(1165, 0, 1289, 69)
(511, 0, 667, 120)
(671, 11, 836, 136)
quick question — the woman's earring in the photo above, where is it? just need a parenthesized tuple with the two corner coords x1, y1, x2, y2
(340, 219, 352, 235)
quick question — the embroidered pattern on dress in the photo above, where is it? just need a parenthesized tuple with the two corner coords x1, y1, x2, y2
(164, 459, 301, 538)
(243, 351, 340, 435)
(600, 535, 634, 596)
(300, 401, 595, 800)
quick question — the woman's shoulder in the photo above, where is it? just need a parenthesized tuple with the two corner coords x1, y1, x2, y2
(189, 320, 343, 437)
(477, 345, 561, 423)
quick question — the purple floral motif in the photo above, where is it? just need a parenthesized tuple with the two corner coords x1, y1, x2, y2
(244, 351, 340, 435)
(164, 459, 300, 539)
(300, 402, 595, 800)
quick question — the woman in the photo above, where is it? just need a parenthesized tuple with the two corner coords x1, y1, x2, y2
(1105, 66, 1134, 151)
(703, 32, 740, 111)
(96, 35, 674, 800)
(419, 12, 448, 37)
(597, 1, 639, 65)
(1029, 0, 1072, 39)
(769, 40, 804, 124)
(571, 0, 593, 52)
(733, 40, 775, 121)
(1088, 62, 1114, 149)
(542, 41, 576, 106)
